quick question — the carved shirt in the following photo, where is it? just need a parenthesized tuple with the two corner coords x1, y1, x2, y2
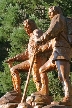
(40, 14, 71, 61)
(28, 29, 45, 63)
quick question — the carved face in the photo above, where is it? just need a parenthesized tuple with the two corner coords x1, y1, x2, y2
(23, 20, 32, 36)
(48, 8, 55, 20)
(23, 19, 37, 37)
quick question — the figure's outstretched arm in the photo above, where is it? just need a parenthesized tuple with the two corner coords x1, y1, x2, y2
(35, 14, 63, 45)
(5, 49, 29, 63)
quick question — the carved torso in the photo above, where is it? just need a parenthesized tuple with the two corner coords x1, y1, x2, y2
(43, 14, 71, 61)
(28, 29, 44, 63)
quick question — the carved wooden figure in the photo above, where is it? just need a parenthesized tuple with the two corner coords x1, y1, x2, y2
(6, 19, 52, 96)
(35, 6, 72, 106)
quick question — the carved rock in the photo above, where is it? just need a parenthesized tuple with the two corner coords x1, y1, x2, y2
(0, 103, 18, 108)
(0, 91, 21, 108)
(42, 104, 72, 108)
(0, 92, 72, 108)
(26, 94, 52, 108)
(59, 96, 72, 106)
(42, 101, 72, 108)
(0, 91, 21, 104)
(17, 102, 33, 108)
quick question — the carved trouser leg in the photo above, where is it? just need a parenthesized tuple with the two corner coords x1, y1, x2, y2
(31, 72, 49, 96)
(31, 55, 47, 91)
(55, 60, 72, 105)
(40, 59, 70, 97)
(32, 59, 56, 95)
(40, 72, 49, 95)
(10, 69, 21, 93)
(10, 60, 30, 93)
(39, 59, 56, 73)
(12, 60, 30, 72)
(31, 61, 50, 95)
(32, 63, 42, 91)
(55, 60, 70, 97)
(38, 59, 55, 95)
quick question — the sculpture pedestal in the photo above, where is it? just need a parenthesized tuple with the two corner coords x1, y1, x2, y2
(0, 92, 72, 108)
(0, 103, 18, 108)
(0, 91, 21, 108)
(26, 94, 52, 108)
(43, 104, 72, 108)
(26, 94, 72, 108)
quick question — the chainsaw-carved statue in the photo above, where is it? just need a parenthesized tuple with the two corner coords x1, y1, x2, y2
(6, 19, 53, 96)
(35, 6, 72, 106)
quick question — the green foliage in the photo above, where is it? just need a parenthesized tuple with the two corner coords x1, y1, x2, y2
(54, 0, 72, 17)
(70, 72, 72, 85)
(48, 71, 63, 101)
(27, 77, 37, 96)
(8, 26, 29, 57)
(21, 76, 36, 97)
(0, 63, 12, 97)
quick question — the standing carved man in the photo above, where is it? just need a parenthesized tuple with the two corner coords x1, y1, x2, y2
(35, 6, 72, 105)
(6, 19, 51, 96)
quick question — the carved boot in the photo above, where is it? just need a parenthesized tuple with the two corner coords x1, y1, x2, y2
(31, 72, 49, 96)
(10, 68, 21, 94)
(59, 96, 72, 106)
(59, 82, 72, 106)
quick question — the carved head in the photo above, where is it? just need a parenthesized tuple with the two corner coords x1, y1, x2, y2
(23, 19, 37, 36)
(48, 6, 63, 20)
